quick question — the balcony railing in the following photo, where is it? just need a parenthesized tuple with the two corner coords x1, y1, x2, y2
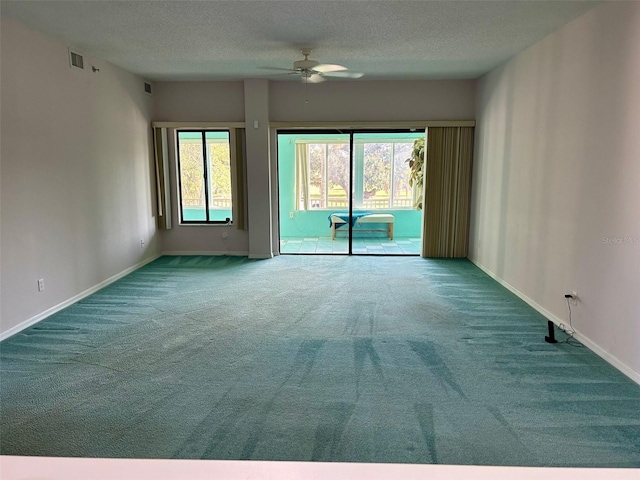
(310, 196, 413, 209)
(183, 197, 232, 208)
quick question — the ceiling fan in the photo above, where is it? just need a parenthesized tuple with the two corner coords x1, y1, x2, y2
(263, 48, 363, 83)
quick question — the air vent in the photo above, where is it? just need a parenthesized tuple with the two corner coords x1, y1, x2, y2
(144, 82, 152, 94)
(69, 50, 84, 69)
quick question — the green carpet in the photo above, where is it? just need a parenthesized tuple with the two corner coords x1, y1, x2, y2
(1, 255, 639, 466)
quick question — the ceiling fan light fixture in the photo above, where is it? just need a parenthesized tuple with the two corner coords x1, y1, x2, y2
(307, 74, 325, 84)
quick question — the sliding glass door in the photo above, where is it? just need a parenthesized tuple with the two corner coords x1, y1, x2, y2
(277, 130, 424, 255)
(278, 131, 350, 254)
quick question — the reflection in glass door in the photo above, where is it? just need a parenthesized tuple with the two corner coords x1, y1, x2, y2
(278, 130, 424, 255)
(278, 131, 351, 254)
(349, 133, 423, 255)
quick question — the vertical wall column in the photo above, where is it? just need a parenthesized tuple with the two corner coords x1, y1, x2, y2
(244, 79, 273, 258)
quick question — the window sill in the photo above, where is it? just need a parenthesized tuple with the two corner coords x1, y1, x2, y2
(295, 208, 415, 212)
(178, 222, 233, 227)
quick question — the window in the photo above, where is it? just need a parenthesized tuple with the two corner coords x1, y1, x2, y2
(306, 143, 350, 209)
(297, 138, 417, 210)
(176, 130, 233, 223)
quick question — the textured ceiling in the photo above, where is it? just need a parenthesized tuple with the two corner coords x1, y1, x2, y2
(1, 0, 599, 81)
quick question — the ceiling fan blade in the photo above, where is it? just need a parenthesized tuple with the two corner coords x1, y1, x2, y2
(259, 66, 299, 73)
(313, 64, 347, 73)
(305, 74, 326, 84)
(270, 72, 300, 77)
(322, 70, 364, 79)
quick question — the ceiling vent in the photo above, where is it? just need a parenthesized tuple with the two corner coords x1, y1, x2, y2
(144, 82, 152, 95)
(68, 49, 84, 69)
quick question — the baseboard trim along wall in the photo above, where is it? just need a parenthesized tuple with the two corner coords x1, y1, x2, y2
(9, 249, 635, 386)
(249, 253, 275, 259)
(0, 254, 162, 342)
(470, 258, 640, 386)
(162, 251, 250, 256)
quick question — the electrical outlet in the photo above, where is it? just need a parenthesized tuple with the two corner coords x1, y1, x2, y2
(222, 231, 228, 239)
(37, 278, 45, 292)
(140, 239, 145, 248)
(565, 291, 578, 305)
(289, 212, 294, 219)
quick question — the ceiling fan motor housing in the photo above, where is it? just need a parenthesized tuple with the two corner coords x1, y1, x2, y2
(294, 59, 319, 71)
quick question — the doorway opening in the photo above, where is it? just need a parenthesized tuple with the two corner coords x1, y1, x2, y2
(277, 129, 424, 255)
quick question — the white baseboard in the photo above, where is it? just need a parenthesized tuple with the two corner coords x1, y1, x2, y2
(0, 254, 162, 341)
(469, 257, 640, 385)
(162, 251, 249, 256)
(249, 253, 274, 259)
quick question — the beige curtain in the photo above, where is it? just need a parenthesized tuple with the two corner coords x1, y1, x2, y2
(295, 143, 309, 210)
(422, 127, 474, 258)
(153, 127, 171, 230)
(233, 128, 247, 230)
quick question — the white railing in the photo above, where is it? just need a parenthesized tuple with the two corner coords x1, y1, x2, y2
(310, 196, 413, 209)
(183, 197, 232, 208)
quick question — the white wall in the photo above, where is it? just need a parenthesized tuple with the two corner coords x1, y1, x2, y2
(244, 79, 273, 258)
(154, 79, 476, 254)
(470, 1, 640, 381)
(270, 79, 476, 122)
(153, 81, 245, 122)
(0, 17, 159, 336)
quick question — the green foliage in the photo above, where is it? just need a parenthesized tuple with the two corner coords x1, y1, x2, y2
(309, 143, 394, 198)
(179, 143, 205, 205)
(393, 142, 412, 201)
(308, 143, 351, 203)
(209, 143, 231, 197)
(363, 143, 391, 198)
(406, 137, 425, 210)
(328, 144, 350, 195)
(179, 141, 231, 207)
(308, 142, 415, 207)
(309, 144, 328, 203)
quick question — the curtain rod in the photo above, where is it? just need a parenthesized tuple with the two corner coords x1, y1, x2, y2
(152, 121, 475, 129)
(152, 122, 246, 128)
(270, 120, 475, 128)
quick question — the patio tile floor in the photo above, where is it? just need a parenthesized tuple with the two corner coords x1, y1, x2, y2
(279, 236, 421, 255)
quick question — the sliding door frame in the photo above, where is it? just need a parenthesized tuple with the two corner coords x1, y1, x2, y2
(276, 127, 429, 256)
(277, 128, 353, 254)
